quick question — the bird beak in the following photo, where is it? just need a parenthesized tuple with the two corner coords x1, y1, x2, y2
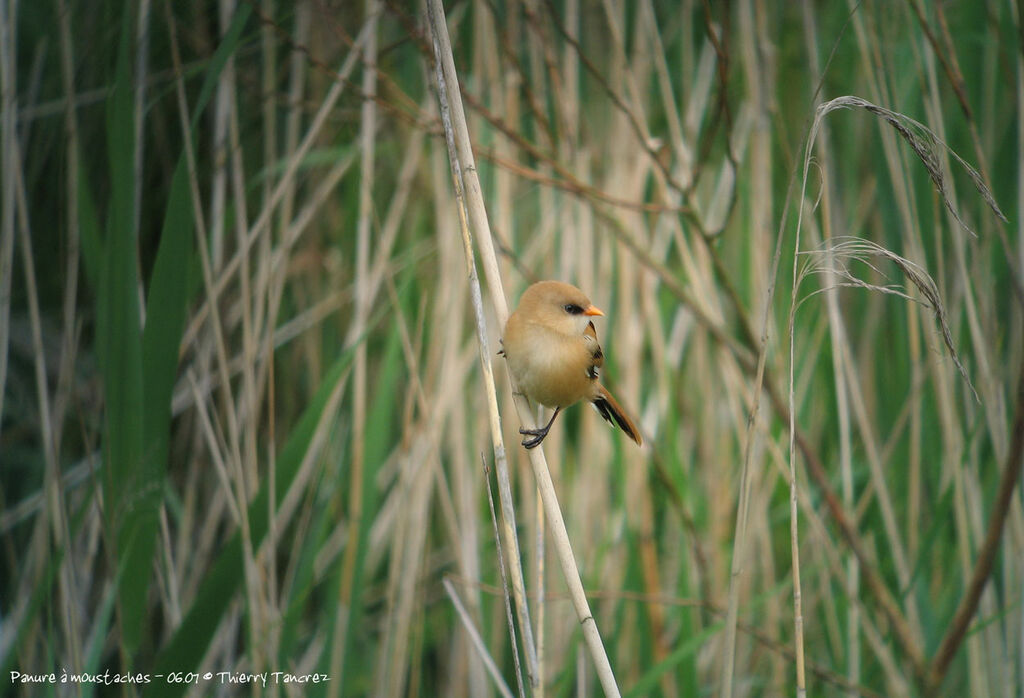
(583, 305, 604, 317)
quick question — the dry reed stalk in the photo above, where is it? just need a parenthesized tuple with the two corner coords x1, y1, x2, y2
(251, 10, 307, 476)
(15, 141, 85, 674)
(719, 359, 771, 698)
(0, 459, 88, 532)
(717, 1, 785, 694)
(760, 420, 896, 667)
(254, 0, 307, 345)
(917, 45, 1012, 691)
(926, 365, 1024, 690)
(827, 328, 859, 697)
(532, 475, 546, 696)
(226, 6, 281, 668)
(375, 436, 440, 697)
(5, 1, 73, 676)
(798, 7, 861, 691)
(157, 496, 182, 627)
(51, 0, 83, 485)
(481, 452, 528, 698)
(640, 0, 684, 169)
(331, 1, 379, 693)
(483, 5, 545, 690)
(445, 577, 517, 698)
(187, 370, 242, 526)
(372, 461, 414, 695)
(422, 147, 496, 697)
(407, 118, 494, 696)
(224, 55, 256, 494)
(591, 7, 675, 692)
(209, 3, 230, 273)
(259, 0, 277, 215)
(428, 0, 620, 694)
(448, 417, 490, 697)
(429, 15, 539, 693)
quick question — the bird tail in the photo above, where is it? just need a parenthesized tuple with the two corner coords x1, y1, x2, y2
(592, 384, 643, 446)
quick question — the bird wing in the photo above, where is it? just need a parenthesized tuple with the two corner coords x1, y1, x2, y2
(584, 321, 604, 367)
(583, 321, 604, 380)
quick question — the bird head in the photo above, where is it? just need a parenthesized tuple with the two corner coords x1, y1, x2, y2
(518, 280, 604, 335)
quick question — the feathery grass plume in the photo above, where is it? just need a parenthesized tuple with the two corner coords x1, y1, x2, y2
(798, 236, 978, 402)
(812, 96, 1006, 237)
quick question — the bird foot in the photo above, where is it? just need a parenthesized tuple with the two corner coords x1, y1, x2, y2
(518, 406, 561, 449)
(519, 425, 550, 449)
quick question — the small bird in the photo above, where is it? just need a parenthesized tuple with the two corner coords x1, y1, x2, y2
(501, 280, 642, 449)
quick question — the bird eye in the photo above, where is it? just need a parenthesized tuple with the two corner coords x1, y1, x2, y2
(564, 304, 583, 315)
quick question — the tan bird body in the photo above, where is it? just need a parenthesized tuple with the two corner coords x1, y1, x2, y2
(502, 281, 642, 449)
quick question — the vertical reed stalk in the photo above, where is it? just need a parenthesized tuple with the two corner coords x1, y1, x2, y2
(332, 1, 379, 693)
(428, 11, 539, 691)
(428, 1, 620, 694)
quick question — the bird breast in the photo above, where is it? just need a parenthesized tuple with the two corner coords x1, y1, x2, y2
(504, 321, 598, 409)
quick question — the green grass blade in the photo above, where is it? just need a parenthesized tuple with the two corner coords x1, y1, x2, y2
(624, 621, 723, 698)
(100, 0, 252, 658)
(128, 80, 200, 664)
(76, 156, 103, 293)
(333, 326, 402, 684)
(189, 3, 251, 132)
(98, 0, 146, 654)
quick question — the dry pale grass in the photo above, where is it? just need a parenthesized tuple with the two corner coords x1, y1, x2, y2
(0, 2, 1021, 697)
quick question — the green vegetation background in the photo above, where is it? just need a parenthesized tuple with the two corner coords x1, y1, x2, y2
(1, 1, 1021, 696)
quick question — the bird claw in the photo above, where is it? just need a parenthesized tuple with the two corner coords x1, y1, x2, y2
(519, 425, 549, 449)
(521, 435, 545, 449)
(518, 406, 560, 449)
